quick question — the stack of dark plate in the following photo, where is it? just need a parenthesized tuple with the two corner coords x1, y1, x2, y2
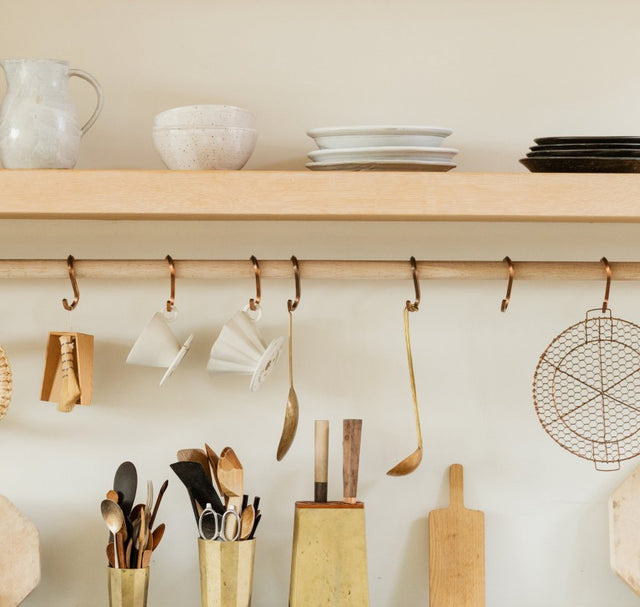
(520, 136, 640, 173)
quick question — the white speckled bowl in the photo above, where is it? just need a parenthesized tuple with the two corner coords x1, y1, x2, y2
(152, 126, 258, 170)
(154, 105, 256, 129)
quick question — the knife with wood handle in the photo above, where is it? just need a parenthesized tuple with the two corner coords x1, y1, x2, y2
(315, 420, 329, 502)
(343, 419, 362, 504)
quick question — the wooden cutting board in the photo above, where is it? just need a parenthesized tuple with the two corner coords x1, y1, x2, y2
(428, 464, 485, 607)
(609, 463, 640, 596)
(0, 495, 40, 607)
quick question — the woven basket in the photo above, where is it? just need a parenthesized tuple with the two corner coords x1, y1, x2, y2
(0, 346, 12, 420)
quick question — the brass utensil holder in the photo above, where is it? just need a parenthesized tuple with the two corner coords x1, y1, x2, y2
(198, 538, 256, 607)
(41, 331, 94, 408)
(289, 501, 369, 606)
(108, 567, 149, 607)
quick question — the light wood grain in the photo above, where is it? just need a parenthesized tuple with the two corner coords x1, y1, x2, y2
(289, 502, 369, 606)
(1, 170, 640, 221)
(429, 464, 485, 607)
(40, 332, 94, 407)
(609, 463, 640, 596)
(343, 419, 363, 504)
(0, 259, 638, 281)
(314, 420, 329, 502)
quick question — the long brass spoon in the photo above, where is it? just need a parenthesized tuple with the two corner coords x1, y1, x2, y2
(277, 304, 299, 460)
(387, 306, 423, 476)
(101, 499, 125, 568)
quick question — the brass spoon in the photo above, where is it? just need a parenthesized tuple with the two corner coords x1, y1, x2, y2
(387, 306, 423, 476)
(101, 499, 125, 568)
(277, 303, 299, 460)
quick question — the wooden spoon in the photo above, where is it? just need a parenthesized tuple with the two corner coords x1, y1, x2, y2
(101, 500, 124, 569)
(148, 479, 168, 529)
(106, 541, 115, 568)
(217, 447, 243, 499)
(239, 505, 255, 540)
(204, 443, 222, 495)
(276, 306, 299, 461)
(152, 523, 165, 550)
(217, 447, 244, 537)
(387, 306, 423, 476)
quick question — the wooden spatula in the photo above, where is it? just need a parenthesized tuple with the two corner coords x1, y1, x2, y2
(428, 464, 485, 607)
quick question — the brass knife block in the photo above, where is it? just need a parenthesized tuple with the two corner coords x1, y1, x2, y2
(289, 501, 370, 606)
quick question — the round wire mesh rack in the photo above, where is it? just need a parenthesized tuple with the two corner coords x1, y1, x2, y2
(534, 309, 640, 470)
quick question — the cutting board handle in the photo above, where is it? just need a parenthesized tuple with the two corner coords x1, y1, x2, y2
(449, 463, 465, 510)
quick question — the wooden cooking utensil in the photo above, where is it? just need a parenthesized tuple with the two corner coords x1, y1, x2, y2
(217, 447, 244, 537)
(106, 542, 115, 568)
(177, 448, 212, 484)
(57, 335, 80, 412)
(204, 443, 223, 496)
(609, 463, 640, 596)
(343, 419, 362, 504)
(148, 479, 168, 530)
(152, 524, 165, 551)
(240, 505, 256, 540)
(314, 420, 329, 502)
(277, 297, 299, 461)
(428, 464, 485, 607)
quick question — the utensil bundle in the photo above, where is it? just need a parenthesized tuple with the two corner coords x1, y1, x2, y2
(100, 461, 168, 569)
(520, 136, 640, 172)
(171, 444, 261, 541)
(306, 125, 457, 171)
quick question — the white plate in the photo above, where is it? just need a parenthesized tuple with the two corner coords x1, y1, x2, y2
(306, 159, 456, 172)
(307, 146, 458, 164)
(307, 125, 453, 149)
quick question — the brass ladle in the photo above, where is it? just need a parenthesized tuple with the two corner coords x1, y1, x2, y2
(387, 258, 423, 476)
(277, 256, 300, 461)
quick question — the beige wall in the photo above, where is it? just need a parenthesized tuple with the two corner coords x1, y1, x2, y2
(3, 1, 640, 606)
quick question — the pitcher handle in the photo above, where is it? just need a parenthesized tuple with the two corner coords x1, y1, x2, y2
(68, 69, 104, 135)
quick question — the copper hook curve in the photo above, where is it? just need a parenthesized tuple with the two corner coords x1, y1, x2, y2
(249, 255, 261, 311)
(288, 256, 300, 312)
(62, 254, 80, 311)
(166, 254, 176, 312)
(501, 256, 514, 313)
(405, 256, 420, 312)
(601, 257, 611, 313)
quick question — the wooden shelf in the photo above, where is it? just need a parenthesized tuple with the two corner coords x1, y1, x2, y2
(0, 170, 639, 221)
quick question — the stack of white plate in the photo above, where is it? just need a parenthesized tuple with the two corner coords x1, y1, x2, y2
(306, 125, 457, 171)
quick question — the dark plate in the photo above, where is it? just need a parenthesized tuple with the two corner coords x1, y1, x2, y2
(530, 142, 640, 151)
(528, 149, 640, 158)
(534, 136, 640, 145)
(520, 157, 640, 173)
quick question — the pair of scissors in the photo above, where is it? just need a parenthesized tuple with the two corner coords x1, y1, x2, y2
(198, 503, 241, 541)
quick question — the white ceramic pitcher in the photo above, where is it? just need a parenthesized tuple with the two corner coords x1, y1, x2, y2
(0, 59, 103, 168)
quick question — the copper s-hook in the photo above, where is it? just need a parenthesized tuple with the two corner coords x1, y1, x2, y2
(62, 254, 80, 311)
(249, 255, 261, 311)
(601, 257, 611, 313)
(405, 256, 420, 312)
(166, 254, 176, 312)
(501, 256, 514, 312)
(288, 256, 300, 312)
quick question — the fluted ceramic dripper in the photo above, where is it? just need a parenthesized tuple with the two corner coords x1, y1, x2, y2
(207, 308, 283, 392)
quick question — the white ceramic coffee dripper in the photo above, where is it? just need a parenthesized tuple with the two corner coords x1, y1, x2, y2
(127, 309, 194, 386)
(208, 306, 283, 391)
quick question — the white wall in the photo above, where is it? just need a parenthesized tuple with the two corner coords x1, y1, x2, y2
(2, 1, 640, 606)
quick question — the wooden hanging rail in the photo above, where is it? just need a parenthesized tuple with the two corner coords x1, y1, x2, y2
(1, 259, 640, 280)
